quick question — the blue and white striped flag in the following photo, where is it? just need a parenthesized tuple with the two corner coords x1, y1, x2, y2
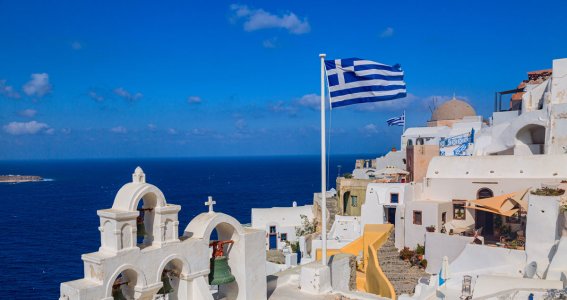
(324, 58, 406, 108)
(387, 112, 405, 126)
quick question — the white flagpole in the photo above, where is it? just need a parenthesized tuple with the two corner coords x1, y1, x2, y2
(403, 110, 406, 134)
(319, 53, 327, 265)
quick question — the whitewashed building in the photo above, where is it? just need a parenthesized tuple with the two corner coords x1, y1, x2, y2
(251, 202, 313, 250)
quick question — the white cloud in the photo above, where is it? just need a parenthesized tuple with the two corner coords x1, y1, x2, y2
(167, 128, 177, 135)
(3, 121, 51, 135)
(71, 41, 83, 50)
(262, 37, 278, 48)
(187, 96, 202, 104)
(230, 4, 310, 34)
(235, 118, 247, 130)
(110, 126, 128, 134)
(298, 93, 321, 110)
(380, 27, 394, 38)
(361, 123, 379, 135)
(269, 101, 298, 116)
(22, 73, 52, 98)
(147, 123, 157, 131)
(113, 87, 143, 101)
(0, 80, 21, 99)
(89, 91, 104, 102)
(18, 109, 37, 118)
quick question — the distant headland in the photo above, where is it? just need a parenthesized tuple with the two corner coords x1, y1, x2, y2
(0, 175, 43, 183)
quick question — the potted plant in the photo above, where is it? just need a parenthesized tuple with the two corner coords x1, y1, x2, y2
(426, 225, 436, 232)
(416, 244, 425, 260)
(419, 259, 428, 269)
(399, 247, 414, 261)
(290, 241, 301, 264)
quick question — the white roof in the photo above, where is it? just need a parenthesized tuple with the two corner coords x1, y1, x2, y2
(403, 126, 448, 137)
(427, 155, 567, 179)
(251, 205, 313, 228)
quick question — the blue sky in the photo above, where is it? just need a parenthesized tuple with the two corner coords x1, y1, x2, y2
(1, 0, 566, 159)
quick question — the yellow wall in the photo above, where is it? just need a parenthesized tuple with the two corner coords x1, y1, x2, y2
(336, 177, 373, 216)
(317, 224, 397, 299)
(363, 225, 396, 299)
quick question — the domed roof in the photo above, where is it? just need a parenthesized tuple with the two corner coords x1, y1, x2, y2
(431, 97, 476, 121)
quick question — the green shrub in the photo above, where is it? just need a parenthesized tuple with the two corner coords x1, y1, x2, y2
(416, 244, 425, 255)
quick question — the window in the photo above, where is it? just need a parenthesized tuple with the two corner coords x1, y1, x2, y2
(477, 188, 494, 199)
(413, 211, 422, 225)
(390, 193, 399, 204)
(453, 200, 466, 220)
(351, 195, 358, 207)
(269, 226, 276, 234)
(280, 233, 287, 241)
(442, 212, 447, 224)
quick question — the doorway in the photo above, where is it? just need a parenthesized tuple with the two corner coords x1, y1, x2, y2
(269, 226, 277, 249)
(385, 207, 396, 225)
(475, 210, 494, 236)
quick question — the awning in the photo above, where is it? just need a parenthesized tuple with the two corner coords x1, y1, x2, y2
(374, 166, 409, 175)
(464, 189, 528, 217)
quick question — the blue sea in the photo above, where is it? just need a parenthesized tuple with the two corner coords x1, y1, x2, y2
(0, 155, 365, 299)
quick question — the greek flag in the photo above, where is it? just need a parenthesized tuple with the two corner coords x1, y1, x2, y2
(387, 112, 405, 126)
(325, 58, 406, 108)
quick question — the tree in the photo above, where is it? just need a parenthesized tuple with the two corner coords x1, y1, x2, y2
(295, 214, 317, 237)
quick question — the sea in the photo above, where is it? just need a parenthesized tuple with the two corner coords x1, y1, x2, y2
(0, 155, 368, 299)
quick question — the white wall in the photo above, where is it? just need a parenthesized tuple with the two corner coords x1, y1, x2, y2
(251, 205, 313, 250)
(403, 201, 442, 249)
(328, 215, 361, 241)
(546, 237, 567, 285)
(362, 183, 413, 227)
(525, 194, 561, 278)
(448, 244, 526, 280)
(424, 233, 475, 274)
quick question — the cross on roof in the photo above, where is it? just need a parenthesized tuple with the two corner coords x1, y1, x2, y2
(204, 196, 216, 213)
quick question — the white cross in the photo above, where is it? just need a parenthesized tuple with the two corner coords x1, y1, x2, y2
(204, 196, 216, 213)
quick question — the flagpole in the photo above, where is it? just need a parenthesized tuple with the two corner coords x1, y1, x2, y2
(403, 110, 406, 134)
(319, 53, 327, 265)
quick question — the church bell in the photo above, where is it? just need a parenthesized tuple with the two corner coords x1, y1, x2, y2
(158, 273, 175, 295)
(136, 216, 147, 238)
(112, 286, 127, 300)
(209, 256, 236, 285)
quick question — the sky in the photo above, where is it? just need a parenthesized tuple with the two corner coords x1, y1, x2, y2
(1, 0, 567, 159)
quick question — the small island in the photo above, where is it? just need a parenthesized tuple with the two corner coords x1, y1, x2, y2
(0, 175, 43, 183)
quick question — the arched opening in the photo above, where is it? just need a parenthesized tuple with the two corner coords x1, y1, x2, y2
(120, 224, 132, 250)
(156, 258, 187, 300)
(342, 191, 351, 215)
(110, 269, 138, 300)
(475, 187, 495, 236)
(135, 192, 160, 247)
(207, 223, 240, 300)
(477, 188, 494, 199)
(515, 124, 546, 155)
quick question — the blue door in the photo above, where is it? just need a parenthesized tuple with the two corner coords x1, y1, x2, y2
(269, 234, 277, 249)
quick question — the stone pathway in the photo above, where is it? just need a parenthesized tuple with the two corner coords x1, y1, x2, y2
(267, 249, 285, 264)
(378, 231, 428, 296)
